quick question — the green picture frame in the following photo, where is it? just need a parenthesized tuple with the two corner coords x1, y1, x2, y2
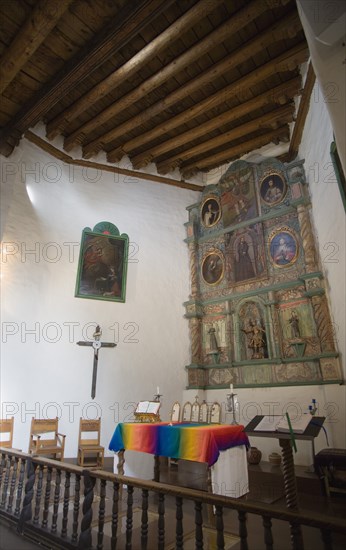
(75, 221, 129, 303)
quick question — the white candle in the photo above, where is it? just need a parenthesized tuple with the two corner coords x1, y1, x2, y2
(230, 383, 233, 393)
(157, 386, 160, 395)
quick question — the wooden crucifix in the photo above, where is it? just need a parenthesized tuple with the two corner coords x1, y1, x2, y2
(77, 325, 116, 399)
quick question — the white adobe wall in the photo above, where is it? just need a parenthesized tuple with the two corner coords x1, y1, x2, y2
(0, 138, 198, 456)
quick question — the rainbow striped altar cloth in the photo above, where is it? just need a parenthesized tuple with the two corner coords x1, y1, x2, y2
(109, 422, 249, 466)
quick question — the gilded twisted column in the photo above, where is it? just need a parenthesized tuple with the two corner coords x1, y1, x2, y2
(297, 204, 318, 272)
(189, 316, 202, 364)
(311, 294, 336, 352)
(188, 241, 199, 299)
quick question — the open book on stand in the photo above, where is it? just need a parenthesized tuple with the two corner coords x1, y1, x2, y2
(135, 401, 160, 415)
(254, 414, 312, 434)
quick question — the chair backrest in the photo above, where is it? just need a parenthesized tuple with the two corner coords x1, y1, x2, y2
(209, 402, 221, 424)
(170, 402, 181, 422)
(30, 417, 59, 444)
(191, 401, 200, 422)
(182, 401, 192, 422)
(78, 418, 101, 447)
(0, 417, 14, 448)
(199, 401, 209, 423)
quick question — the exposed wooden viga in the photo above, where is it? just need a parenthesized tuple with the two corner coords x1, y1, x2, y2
(60, 0, 280, 153)
(83, 6, 303, 161)
(107, 42, 308, 168)
(0, 0, 309, 178)
(46, 0, 226, 142)
(1, 448, 346, 549)
(0, 0, 175, 156)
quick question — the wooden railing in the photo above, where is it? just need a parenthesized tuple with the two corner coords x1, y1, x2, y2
(1, 447, 345, 549)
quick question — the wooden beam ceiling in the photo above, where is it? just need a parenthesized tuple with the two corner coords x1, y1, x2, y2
(0, 0, 311, 182)
(85, 8, 302, 160)
(46, 0, 225, 142)
(62, 0, 275, 153)
(107, 42, 308, 164)
(0, 0, 73, 95)
(0, 0, 175, 155)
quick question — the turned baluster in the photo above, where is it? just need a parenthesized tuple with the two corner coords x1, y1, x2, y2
(290, 522, 304, 550)
(97, 478, 107, 550)
(78, 471, 96, 549)
(17, 458, 36, 534)
(71, 473, 81, 543)
(62, 471, 71, 538)
(126, 484, 134, 549)
(154, 455, 160, 482)
(238, 510, 248, 550)
(279, 438, 299, 509)
(195, 501, 203, 549)
(117, 450, 125, 476)
(7, 456, 19, 514)
(175, 496, 184, 550)
(321, 528, 332, 550)
(0, 452, 5, 489)
(110, 481, 120, 550)
(33, 464, 44, 524)
(158, 492, 165, 550)
(1, 454, 11, 508)
(279, 439, 304, 549)
(15, 458, 26, 515)
(51, 468, 61, 533)
(141, 488, 149, 549)
(42, 466, 52, 528)
(215, 504, 225, 549)
(262, 515, 273, 550)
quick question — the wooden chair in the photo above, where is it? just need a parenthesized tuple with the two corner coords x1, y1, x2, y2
(77, 418, 104, 468)
(29, 417, 66, 460)
(209, 402, 221, 424)
(170, 402, 181, 422)
(182, 401, 192, 422)
(0, 417, 14, 448)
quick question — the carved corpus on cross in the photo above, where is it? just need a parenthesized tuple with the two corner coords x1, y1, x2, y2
(77, 325, 116, 399)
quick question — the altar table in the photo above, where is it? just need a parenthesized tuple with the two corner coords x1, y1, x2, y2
(109, 422, 250, 498)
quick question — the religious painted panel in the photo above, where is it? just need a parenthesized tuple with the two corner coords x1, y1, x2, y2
(219, 164, 257, 227)
(259, 171, 287, 206)
(226, 223, 266, 284)
(200, 195, 221, 228)
(201, 250, 225, 285)
(268, 227, 299, 268)
(75, 221, 129, 303)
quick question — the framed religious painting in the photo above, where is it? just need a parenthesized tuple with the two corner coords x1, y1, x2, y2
(268, 227, 299, 268)
(201, 196, 221, 228)
(201, 250, 225, 285)
(260, 172, 287, 206)
(75, 221, 129, 302)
